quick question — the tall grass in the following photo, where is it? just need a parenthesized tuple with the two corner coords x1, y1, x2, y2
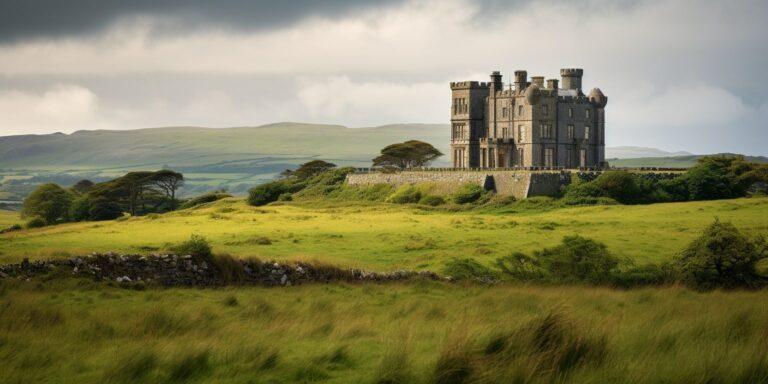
(1, 279, 768, 382)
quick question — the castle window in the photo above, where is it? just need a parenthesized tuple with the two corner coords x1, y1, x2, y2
(568, 107, 573, 118)
(463, 98, 468, 114)
(543, 148, 554, 167)
(502, 107, 508, 118)
(567, 124, 575, 140)
(585, 109, 591, 119)
(542, 105, 549, 116)
(518, 105, 523, 116)
(518, 125, 525, 143)
(585, 126, 590, 140)
(540, 124, 553, 139)
(502, 127, 509, 139)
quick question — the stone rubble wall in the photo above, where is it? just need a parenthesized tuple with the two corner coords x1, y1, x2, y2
(0, 254, 440, 287)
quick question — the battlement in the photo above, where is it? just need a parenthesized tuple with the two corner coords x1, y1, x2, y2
(450, 81, 489, 89)
(560, 68, 584, 77)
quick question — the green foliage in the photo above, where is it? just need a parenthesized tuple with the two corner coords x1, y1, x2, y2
(536, 235, 619, 283)
(22, 183, 74, 224)
(386, 186, 422, 204)
(172, 235, 213, 259)
(68, 195, 92, 222)
(247, 179, 305, 206)
(443, 258, 497, 282)
(372, 140, 443, 169)
(179, 192, 232, 209)
(674, 219, 765, 290)
(687, 155, 759, 200)
(450, 184, 486, 204)
(291, 160, 337, 180)
(293, 167, 356, 199)
(419, 194, 445, 206)
(71, 179, 94, 194)
(496, 252, 545, 280)
(25, 216, 47, 229)
(610, 264, 671, 288)
(88, 196, 123, 221)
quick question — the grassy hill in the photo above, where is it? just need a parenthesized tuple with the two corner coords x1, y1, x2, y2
(2, 124, 765, 199)
(2, 198, 768, 382)
(2, 196, 767, 269)
(608, 153, 768, 168)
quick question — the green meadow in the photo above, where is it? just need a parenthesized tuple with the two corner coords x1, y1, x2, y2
(1, 197, 767, 270)
(2, 197, 768, 383)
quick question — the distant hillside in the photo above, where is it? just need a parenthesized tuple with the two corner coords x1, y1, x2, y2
(1, 123, 764, 198)
(609, 153, 768, 168)
(605, 146, 693, 159)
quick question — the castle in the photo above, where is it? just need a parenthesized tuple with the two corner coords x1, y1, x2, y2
(450, 69, 607, 169)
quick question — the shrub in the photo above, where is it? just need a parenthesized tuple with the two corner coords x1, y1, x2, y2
(591, 171, 643, 204)
(68, 195, 92, 222)
(278, 192, 293, 201)
(674, 219, 765, 290)
(173, 235, 212, 259)
(496, 252, 545, 280)
(247, 179, 305, 206)
(443, 258, 497, 282)
(610, 264, 671, 288)
(212, 253, 245, 283)
(419, 194, 445, 206)
(25, 216, 47, 229)
(179, 192, 232, 209)
(0, 224, 22, 234)
(450, 184, 486, 204)
(386, 186, 422, 204)
(536, 235, 619, 283)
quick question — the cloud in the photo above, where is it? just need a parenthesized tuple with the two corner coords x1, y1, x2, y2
(297, 76, 446, 126)
(0, 0, 766, 154)
(0, 0, 405, 44)
(0, 85, 101, 135)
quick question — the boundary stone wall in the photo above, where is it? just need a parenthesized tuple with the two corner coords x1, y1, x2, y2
(346, 170, 683, 199)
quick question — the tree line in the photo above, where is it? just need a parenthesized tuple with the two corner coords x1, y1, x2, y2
(22, 170, 184, 227)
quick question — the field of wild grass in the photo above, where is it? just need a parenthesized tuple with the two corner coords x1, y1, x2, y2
(1, 279, 768, 383)
(1, 197, 767, 270)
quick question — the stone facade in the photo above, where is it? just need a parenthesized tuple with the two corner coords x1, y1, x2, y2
(450, 68, 607, 169)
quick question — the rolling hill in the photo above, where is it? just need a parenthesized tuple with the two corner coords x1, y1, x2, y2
(1, 123, 765, 199)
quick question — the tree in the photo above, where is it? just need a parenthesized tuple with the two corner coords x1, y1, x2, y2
(71, 179, 94, 194)
(293, 160, 336, 180)
(21, 183, 74, 224)
(151, 170, 184, 209)
(372, 140, 443, 169)
(687, 155, 758, 200)
(88, 196, 124, 221)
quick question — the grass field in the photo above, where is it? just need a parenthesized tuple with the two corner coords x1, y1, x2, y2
(0, 209, 21, 228)
(1, 197, 767, 271)
(2, 279, 768, 383)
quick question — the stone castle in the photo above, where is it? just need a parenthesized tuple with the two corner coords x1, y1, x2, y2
(450, 68, 607, 169)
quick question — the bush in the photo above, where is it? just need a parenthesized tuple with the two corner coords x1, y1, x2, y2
(443, 258, 497, 282)
(173, 235, 212, 259)
(386, 186, 422, 204)
(610, 264, 671, 288)
(0, 224, 22, 234)
(179, 192, 232, 209)
(278, 193, 293, 201)
(419, 194, 445, 206)
(450, 184, 486, 204)
(25, 216, 47, 229)
(496, 252, 545, 280)
(247, 179, 305, 206)
(674, 219, 765, 290)
(536, 235, 619, 284)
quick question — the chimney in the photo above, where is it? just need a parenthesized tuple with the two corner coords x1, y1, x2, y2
(490, 71, 503, 91)
(531, 76, 544, 88)
(560, 68, 583, 91)
(514, 70, 528, 92)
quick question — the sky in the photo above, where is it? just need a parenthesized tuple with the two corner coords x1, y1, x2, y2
(0, 0, 766, 155)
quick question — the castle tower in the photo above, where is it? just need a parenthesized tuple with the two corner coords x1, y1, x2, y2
(560, 68, 583, 92)
(450, 81, 489, 168)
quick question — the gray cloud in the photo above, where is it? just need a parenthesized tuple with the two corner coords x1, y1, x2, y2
(0, 0, 405, 43)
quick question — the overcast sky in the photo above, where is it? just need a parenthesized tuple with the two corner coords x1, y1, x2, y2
(0, 0, 766, 155)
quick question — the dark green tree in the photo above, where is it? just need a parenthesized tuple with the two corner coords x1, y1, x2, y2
(151, 170, 184, 209)
(536, 235, 619, 283)
(21, 183, 74, 224)
(372, 140, 443, 169)
(293, 160, 336, 180)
